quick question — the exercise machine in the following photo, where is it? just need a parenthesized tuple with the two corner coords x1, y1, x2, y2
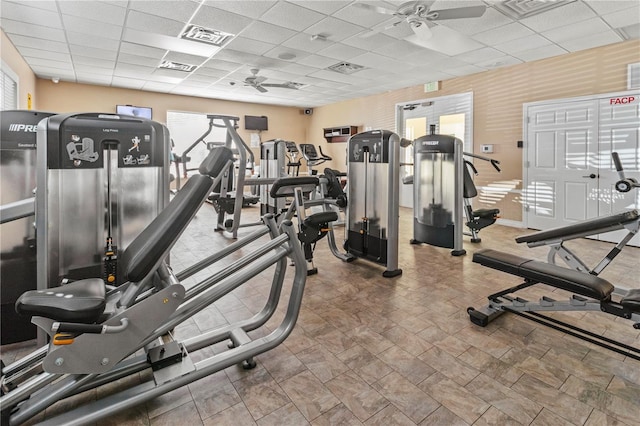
(300, 143, 332, 175)
(410, 133, 466, 256)
(0, 110, 56, 344)
(0, 147, 309, 426)
(467, 152, 640, 358)
(345, 130, 402, 277)
(259, 139, 288, 216)
(285, 141, 301, 176)
(515, 153, 639, 276)
(462, 152, 501, 243)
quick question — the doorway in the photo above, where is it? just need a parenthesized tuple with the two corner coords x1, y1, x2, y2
(396, 92, 473, 208)
(523, 90, 640, 245)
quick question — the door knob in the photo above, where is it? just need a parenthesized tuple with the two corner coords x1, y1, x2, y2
(582, 173, 597, 179)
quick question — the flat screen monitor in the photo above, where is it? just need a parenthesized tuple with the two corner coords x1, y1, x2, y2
(116, 105, 152, 119)
(244, 115, 268, 131)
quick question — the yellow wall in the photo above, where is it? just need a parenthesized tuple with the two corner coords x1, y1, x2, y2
(309, 40, 640, 222)
(35, 79, 311, 167)
(1, 30, 37, 109)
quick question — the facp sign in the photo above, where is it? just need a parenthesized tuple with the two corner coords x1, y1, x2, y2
(609, 96, 636, 105)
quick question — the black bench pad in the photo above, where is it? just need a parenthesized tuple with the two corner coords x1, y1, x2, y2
(473, 208, 499, 218)
(270, 177, 319, 198)
(473, 249, 615, 301)
(621, 289, 640, 313)
(516, 210, 639, 244)
(304, 211, 339, 227)
(16, 278, 106, 323)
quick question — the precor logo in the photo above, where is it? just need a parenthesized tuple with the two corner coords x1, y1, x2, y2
(8, 124, 38, 132)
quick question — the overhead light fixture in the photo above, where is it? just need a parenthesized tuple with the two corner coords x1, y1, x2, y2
(327, 62, 366, 75)
(494, 0, 577, 19)
(51, 77, 60, 84)
(158, 61, 197, 72)
(181, 25, 234, 47)
(616, 23, 640, 40)
(310, 34, 327, 42)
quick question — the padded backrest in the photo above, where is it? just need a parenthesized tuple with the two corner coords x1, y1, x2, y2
(199, 146, 234, 177)
(323, 168, 345, 200)
(119, 174, 213, 283)
(463, 162, 478, 199)
(270, 176, 319, 198)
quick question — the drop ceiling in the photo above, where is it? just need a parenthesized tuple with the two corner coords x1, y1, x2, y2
(1, 0, 638, 108)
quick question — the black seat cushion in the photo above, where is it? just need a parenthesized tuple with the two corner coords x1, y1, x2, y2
(15, 278, 106, 323)
(621, 289, 640, 313)
(473, 249, 614, 300)
(304, 211, 339, 227)
(270, 177, 319, 198)
(473, 208, 500, 218)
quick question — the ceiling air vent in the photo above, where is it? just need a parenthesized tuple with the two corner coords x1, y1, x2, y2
(158, 61, 197, 72)
(181, 25, 234, 47)
(628, 63, 640, 90)
(495, 0, 576, 19)
(327, 62, 366, 75)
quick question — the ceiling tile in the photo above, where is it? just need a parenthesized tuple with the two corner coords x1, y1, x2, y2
(69, 44, 118, 61)
(12, 47, 71, 63)
(66, 32, 120, 51)
(202, 0, 277, 19)
(128, 0, 199, 22)
(72, 55, 117, 69)
(3, 0, 58, 12)
(350, 51, 407, 69)
(58, 1, 126, 25)
(239, 21, 297, 44)
(303, 17, 365, 42)
(471, 22, 534, 46)
(6, 34, 69, 53)
(114, 63, 155, 78)
(76, 74, 113, 85)
(544, 17, 611, 44)
(308, 69, 364, 84)
(119, 42, 167, 59)
(210, 50, 274, 68)
(373, 39, 428, 59)
(519, 1, 596, 32)
(281, 33, 331, 53)
(31, 67, 76, 80)
(332, 2, 394, 28)
(263, 46, 312, 62)
(281, 62, 322, 75)
(455, 47, 507, 64)
(149, 69, 186, 82)
(475, 55, 523, 69)
(143, 81, 178, 92)
(225, 36, 276, 55)
(1, 19, 67, 42)
(298, 0, 351, 15)
(61, 14, 124, 40)
(341, 32, 398, 51)
(297, 54, 345, 68)
(513, 45, 568, 62)
(111, 76, 146, 89)
(437, 7, 513, 36)
(74, 64, 114, 75)
(25, 57, 73, 71)
(584, 0, 638, 15)
(558, 30, 624, 52)
(1, 1, 62, 29)
(494, 34, 553, 56)
(118, 53, 161, 67)
(125, 11, 185, 37)
(201, 58, 245, 72)
(316, 43, 368, 61)
(190, 5, 255, 35)
(122, 28, 219, 57)
(601, 4, 640, 28)
(163, 52, 210, 67)
(258, 1, 326, 31)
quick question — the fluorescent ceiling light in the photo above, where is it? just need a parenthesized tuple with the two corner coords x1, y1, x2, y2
(181, 25, 234, 47)
(123, 28, 220, 57)
(158, 61, 197, 72)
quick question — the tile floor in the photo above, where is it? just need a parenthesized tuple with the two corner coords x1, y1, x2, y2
(2, 204, 639, 425)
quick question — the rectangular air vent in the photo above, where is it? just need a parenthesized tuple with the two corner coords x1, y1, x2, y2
(327, 62, 366, 75)
(495, 0, 576, 19)
(158, 61, 197, 72)
(181, 25, 234, 47)
(628, 62, 640, 90)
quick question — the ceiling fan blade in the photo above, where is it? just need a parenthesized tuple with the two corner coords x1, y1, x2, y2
(427, 6, 486, 21)
(405, 25, 483, 55)
(352, 2, 397, 15)
(261, 83, 299, 90)
(410, 21, 432, 40)
(254, 85, 268, 93)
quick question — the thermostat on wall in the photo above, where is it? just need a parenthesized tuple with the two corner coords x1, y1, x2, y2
(481, 144, 494, 153)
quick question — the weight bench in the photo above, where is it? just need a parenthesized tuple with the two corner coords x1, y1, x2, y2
(468, 249, 640, 358)
(516, 209, 639, 275)
(1, 147, 310, 426)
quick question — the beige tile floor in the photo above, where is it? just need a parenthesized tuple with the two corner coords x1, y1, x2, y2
(2, 204, 639, 425)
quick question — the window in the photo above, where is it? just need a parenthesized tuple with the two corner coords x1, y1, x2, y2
(1, 61, 19, 110)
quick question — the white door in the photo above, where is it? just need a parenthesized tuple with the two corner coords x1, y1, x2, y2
(524, 91, 640, 245)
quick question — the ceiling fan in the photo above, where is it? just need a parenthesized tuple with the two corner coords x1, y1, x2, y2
(243, 69, 300, 93)
(354, 1, 487, 55)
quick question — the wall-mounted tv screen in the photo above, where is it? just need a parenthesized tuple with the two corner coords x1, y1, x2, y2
(116, 105, 152, 119)
(244, 115, 268, 131)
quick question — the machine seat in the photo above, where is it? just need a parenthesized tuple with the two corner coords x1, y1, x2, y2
(270, 177, 319, 198)
(472, 208, 499, 218)
(473, 249, 615, 301)
(304, 211, 338, 227)
(621, 290, 640, 313)
(15, 278, 106, 323)
(516, 210, 639, 244)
